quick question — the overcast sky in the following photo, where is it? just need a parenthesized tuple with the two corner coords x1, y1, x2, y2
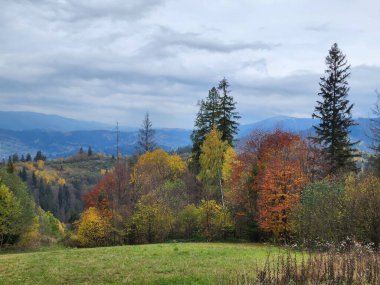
(0, 0, 379, 128)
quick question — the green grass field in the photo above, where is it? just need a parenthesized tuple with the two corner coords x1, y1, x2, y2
(0, 243, 288, 284)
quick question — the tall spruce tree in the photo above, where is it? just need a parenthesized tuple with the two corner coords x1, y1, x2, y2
(191, 100, 209, 171)
(312, 43, 358, 174)
(217, 78, 240, 145)
(191, 79, 240, 172)
(137, 112, 156, 154)
(191, 87, 223, 171)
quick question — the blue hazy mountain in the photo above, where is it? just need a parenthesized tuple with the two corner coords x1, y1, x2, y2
(0, 112, 374, 159)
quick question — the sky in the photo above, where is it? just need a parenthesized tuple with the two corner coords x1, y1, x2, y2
(0, 0, 379, 128)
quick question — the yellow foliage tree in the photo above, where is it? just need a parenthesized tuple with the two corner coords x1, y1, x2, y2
(132, 149, 187, 194)
(76, 207, 112, 247)
(36, 160, 44, 170)
(198, 128, 228, 204)
(222, 146, 237, 183)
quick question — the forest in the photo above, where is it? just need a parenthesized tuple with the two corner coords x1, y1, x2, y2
(1, 44, 380, 284)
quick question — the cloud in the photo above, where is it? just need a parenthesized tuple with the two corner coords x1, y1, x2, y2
(0, 0, 379, 128)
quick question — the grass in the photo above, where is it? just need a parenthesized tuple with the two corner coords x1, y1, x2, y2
(0, 242, 288, 284)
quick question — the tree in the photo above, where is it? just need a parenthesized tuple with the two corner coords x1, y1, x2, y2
(0, 184, 21, 248)
(20, 154, 25, 162)
(87, 146, 93, 156)
(190, 99, 210, 172)
(20, 167, 28, 182)
(0, 170, 35, 246)
(6, 156, 14, 174)
(217, 78, 240, 145)
(34, 151, 46, 162)
(26, 153, 32, 162)
(12, 153, 19, 163)
(79, 147, 84, 155)
(137, 112, 156, 154)
(292, 181, 345, 246)
(198, 128, 228, 205)
(344, 175, 380, 246)
(256, 131, 308, 241)
(312, 43, 358, 175)
(191, 81, 240, 172)
(132, 149, 187, 196)
(370, 91, 380, 176)
(76, 207, 112, 247)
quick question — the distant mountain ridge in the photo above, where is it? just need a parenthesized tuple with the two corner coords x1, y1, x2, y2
(0, 111, 374, 159)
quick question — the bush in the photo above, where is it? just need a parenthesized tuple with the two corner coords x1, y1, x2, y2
(126, 202, 174, 244)
(198, 200, 233, 241)
(292, 180, 345, 246)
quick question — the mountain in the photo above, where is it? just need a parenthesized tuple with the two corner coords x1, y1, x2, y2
(0, 112, 375, 159)
(0, 128, 192, 159)
(238, 116, 315, 137)
(0, 111, 116, 131)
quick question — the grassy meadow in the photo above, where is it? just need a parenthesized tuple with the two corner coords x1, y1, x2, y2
(0, 243, 287, 284)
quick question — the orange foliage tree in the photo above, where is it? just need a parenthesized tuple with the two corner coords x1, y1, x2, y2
(256, 131, 308, 240)
(225, 130, 310, 241)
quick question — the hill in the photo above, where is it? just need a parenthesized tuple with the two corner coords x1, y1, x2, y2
(0, 111, 374, 158)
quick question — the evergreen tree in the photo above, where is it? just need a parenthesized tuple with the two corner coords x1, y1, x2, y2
(32, 171, 37, 186)
(6, 156, 14, 174)
(217, 78, 240, 145)
(34, 150, 46, 162)
(20, 154, 25, 162)
(88, 146, 93, 156)
(12, 153, 19, 163)
(191, 100, 210, 172)
(79, 147, 84, 155)
(191, 80, 240, 172)
(58, 184, 70, 213)
(370, 91, 380, 176)
(312, 43, 358, 174)
(26, 153, 32, 162)
(137, 112, 156, 154)
(20, 167, 28, 182)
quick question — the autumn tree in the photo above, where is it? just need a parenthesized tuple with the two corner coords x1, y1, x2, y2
(198, 128, 228, 205)
(256, 131, 308, 241)
(312, 43, 358, 175)
(137, 112, 156, 154)
(132, 149, 186, 197)
(76, 207, 112, 247)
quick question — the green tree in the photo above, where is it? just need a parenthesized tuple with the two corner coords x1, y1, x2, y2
(370, 91, 380, 176)
(26, 153, 32, 162)
(312, 43, 358, 175)
(87, 146, 93, 156)
(191, 80, 239, 172)
(34, 151, 46, 162)
(292, 180, 345, 246)
(137, 112, 156, 154)
(6, 156, 14, 174)
(0, 170, 35, 246)
(217, 78, 240, 145)
(0, 184, 21, 248)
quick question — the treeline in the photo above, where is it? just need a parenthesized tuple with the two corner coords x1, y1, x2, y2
(1, 43, 380, 250)
(69, 43, 380, 248)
